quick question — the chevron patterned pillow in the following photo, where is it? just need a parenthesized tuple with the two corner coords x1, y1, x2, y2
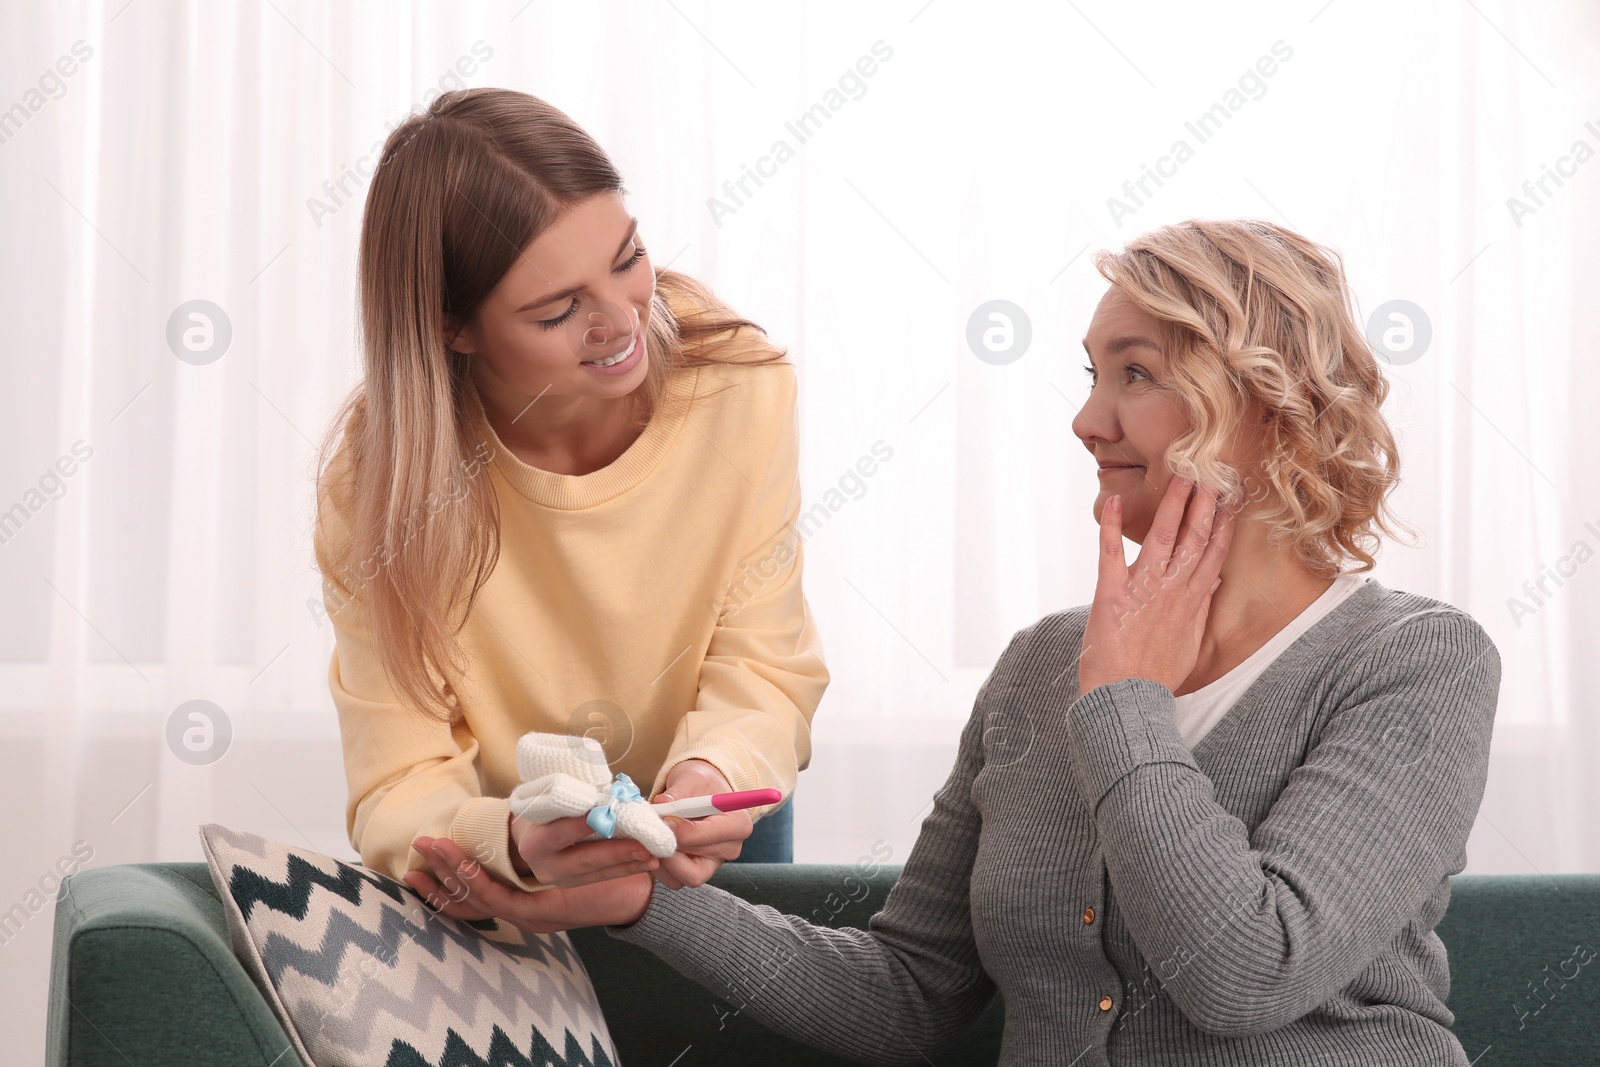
(198, 823, 620, 1067)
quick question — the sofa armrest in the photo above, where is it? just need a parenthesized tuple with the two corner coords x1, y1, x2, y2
(47, 862, 300, 1067)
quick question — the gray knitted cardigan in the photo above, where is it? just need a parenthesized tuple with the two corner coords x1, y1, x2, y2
(607, 578, 1502, 1066)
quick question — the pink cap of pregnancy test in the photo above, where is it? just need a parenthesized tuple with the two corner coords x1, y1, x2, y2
(710, 788, 784, 812)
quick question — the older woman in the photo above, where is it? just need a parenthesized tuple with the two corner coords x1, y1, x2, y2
(409, 219, 1501, 1067)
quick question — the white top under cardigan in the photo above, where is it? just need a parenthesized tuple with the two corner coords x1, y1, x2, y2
(1175, 570, 1371, 749)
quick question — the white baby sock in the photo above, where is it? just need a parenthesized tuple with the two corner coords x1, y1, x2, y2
(507, 732, 679, 859)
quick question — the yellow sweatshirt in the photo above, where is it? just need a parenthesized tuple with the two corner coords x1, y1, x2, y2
(317, 347, 829, 892)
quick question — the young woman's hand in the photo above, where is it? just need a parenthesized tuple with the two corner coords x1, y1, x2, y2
(650, 758, 753, 890)
(1078, 474, 1241, 698)
(405, 834, 653, 933)
(507, 811, 662, 888)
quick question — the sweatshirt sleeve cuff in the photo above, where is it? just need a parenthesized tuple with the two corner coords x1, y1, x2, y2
(448, 795, 550, 894)
(1066, 676, 1200, 809)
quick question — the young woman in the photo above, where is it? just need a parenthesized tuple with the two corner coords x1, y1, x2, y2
(410, 219, 1503, 1066)
(313, 87, 827, 897)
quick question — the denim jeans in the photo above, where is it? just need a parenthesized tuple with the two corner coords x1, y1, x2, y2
(730, 793, 793, 863)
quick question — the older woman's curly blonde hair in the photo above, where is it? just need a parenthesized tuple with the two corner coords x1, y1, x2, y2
(1093, 218, 1420, 577)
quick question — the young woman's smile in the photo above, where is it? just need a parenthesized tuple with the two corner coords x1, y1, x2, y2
(579, 330, 643, 374)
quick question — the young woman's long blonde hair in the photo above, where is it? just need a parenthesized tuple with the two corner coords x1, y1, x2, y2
(1094, 219, 1421, 577)
(313, 88, 786, 725)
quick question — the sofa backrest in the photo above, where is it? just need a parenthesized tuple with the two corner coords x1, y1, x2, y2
(1432, 871, 1600, 1064)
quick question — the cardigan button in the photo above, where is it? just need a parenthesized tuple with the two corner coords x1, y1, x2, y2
(1082, 906, 1095, 924)
(1099, 994, 1114, 1011)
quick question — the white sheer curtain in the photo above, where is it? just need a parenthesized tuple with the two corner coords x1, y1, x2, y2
(6, 0, 1598, 1054)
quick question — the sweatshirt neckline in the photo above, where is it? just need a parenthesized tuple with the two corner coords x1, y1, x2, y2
(466, 368, 699, 510)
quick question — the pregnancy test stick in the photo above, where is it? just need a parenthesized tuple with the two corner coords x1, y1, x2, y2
(652, 788, 783, 819)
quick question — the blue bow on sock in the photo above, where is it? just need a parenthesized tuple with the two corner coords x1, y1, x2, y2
(586, 773, 645, 838)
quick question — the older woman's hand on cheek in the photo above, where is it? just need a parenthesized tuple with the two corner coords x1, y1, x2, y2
(406, 835, 655, 933)
(650, 758, 754, 890)
(1078, 474, 1242, 698)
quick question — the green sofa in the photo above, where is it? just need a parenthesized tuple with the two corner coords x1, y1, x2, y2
(46, 862, 1600, 1065)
